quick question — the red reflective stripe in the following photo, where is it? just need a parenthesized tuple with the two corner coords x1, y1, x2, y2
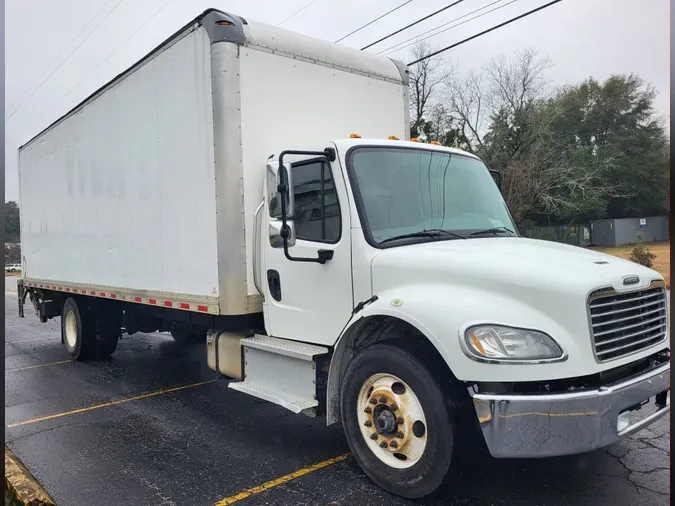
(197, 305, 208, 312)
(81, 289, 86, 294)
(164, 301, 173, 307)
(90, 291, 96, 295)
(180, 303, 190, 309)
(149, 299, 157, 305)
(66, 288, 70, 292)
(111, 294, 117, 299)
(134, 297, 142, 302)
(39, 284, 43, 288)
(58, 286, 62, 290)
(99, 292, 105, 297)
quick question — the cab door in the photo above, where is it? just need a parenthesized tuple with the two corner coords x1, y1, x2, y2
(261, 153, 353, 346)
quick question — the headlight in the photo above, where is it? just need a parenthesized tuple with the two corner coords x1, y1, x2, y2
(463, 325, 563, 362)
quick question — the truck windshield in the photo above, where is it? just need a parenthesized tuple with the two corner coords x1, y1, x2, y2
(348, 147, 517, 245)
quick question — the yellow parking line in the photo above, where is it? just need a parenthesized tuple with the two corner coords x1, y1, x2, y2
(214, 453, 350, 505)
(6, 379, 217, 428)
(6, 359, 74, 372)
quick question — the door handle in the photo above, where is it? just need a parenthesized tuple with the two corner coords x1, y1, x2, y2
(267, 269, 282, 301)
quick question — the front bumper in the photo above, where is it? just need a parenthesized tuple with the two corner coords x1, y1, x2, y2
(469, 362, 670, 458)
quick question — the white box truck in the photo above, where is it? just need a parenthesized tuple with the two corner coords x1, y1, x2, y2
(17, 8, 670, 499)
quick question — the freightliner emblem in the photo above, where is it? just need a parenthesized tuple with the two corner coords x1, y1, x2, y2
(622, 276, 640, 286)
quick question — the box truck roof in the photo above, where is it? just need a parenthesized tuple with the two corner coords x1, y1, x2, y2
(20, 8, 408, 151)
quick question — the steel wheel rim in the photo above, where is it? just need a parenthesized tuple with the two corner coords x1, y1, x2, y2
(357, 373, 427, 469)
(64, 310, 78, 349)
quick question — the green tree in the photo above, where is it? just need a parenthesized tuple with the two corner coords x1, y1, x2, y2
(549, 75, 669, 219)
(5, 201, 20, 243)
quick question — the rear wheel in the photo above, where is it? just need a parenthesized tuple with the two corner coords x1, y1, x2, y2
(95, 304, 121, 357)
(340, 342, 456, 499)
(170, 323, 204, 344)
(61, 297, 96, 360)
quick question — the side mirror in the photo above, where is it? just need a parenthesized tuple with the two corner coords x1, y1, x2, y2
(267, 161, 294, 219)
(489, 169, 502, 191)
(269, 221, 296, 248)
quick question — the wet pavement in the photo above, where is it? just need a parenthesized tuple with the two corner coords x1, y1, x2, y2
(4, 277, 671, 505)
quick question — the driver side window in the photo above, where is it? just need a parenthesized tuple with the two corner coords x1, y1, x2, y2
(291, 160, 340, 243)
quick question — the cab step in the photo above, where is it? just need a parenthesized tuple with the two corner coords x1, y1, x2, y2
(228, 335, 329, 416)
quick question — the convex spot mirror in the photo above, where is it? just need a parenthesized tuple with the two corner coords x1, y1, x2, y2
(269, 221, 296, 248)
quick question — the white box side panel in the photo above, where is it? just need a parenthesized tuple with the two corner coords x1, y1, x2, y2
(19, 28, 219, 297)
(238, 47, 407, 295)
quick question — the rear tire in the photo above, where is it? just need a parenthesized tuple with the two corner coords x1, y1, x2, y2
(95, 305, 121, 357)
(340, 342, 456, 499)
(61, 297, 96, 360)
(170, 323, 203, 344)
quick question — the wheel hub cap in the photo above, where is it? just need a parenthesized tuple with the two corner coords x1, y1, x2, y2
(64, 310, 77, 348)
(357, 373, 427, 469)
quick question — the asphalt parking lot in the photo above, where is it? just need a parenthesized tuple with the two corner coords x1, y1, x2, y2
(4, 277, 671, 505)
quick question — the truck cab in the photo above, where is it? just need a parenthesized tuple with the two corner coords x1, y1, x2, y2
(237, 136, 670, 498)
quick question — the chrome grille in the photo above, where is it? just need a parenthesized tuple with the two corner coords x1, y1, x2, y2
(588, 285, 668, 362)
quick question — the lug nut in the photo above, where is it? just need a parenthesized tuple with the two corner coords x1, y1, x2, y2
(378, 396, 387, 404)
(369, 398, 378, 405)
(364, 420, 372, 427)
(380, 441, 388, 448)
(396, 431, 404, 438)
(370, 433, 379, 440)
(364, 407, 372, 414)
(389, 440, 398, 449)
(389, 404, 398, 411)
(396, 417, 404, 425)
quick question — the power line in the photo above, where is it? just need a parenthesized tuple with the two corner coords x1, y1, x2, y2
(277, 0, 322, 27)
(407, 0, 564, 66)
(6, 0, 126, 122)
(380, 0, 518, 56)
(377, 0, 509, 55)
(334, 0, 412, 43)
(361, 0, 464, 51)
(29, 0, 177, 129)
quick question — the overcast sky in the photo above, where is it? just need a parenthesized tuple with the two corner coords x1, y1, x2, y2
(4, 0, 669, 202)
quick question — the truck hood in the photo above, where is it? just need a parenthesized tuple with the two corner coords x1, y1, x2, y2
(368, 237, 666, 381)
(370, 237, 662, 298)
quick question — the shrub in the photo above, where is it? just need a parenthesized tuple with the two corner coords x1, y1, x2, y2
(629, 234, 656, 268)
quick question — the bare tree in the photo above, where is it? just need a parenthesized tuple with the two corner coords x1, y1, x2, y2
(445, 69, 487, 149)
(444, 48, 552, 154)
(408, 41, 455, 137)
(485, 48, 552, 118)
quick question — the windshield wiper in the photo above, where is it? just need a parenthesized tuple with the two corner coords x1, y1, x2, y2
(468, 226, 516, 237)
(380, 229, 466, 244)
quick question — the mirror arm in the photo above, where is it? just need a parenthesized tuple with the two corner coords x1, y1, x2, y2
(277, 149, 336, 264)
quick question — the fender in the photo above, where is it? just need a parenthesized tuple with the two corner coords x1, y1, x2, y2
(325, 289, 450, 425)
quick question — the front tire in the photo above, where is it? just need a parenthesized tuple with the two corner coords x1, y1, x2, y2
(340, 342, 456, 499)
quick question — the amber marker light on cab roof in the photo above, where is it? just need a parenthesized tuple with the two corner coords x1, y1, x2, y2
(429, 141, 440, 145)
(388, 135, 399, 140)
(350, 133, 362, 138)
(410, 138, 420, 142)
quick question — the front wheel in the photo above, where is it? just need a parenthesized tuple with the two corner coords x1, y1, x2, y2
(340, 342, 456, 499)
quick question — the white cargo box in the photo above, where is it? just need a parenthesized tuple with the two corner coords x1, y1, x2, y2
(18, 9, 409, 316)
